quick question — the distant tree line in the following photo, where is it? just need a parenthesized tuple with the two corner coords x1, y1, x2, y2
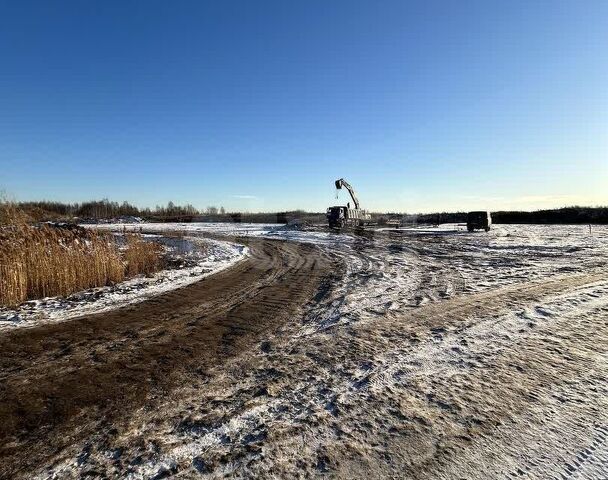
(14, 200, 322, 224)
(11, 200, 608, 224)
(17, 199, 220, 221)
(491, 206, 608, 224)
(375, 212, 468, 225)
(378, 206, 608, 225)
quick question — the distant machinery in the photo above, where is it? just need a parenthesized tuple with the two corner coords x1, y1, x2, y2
(326, 178, 372, 229)
(467, 211, 492, 232)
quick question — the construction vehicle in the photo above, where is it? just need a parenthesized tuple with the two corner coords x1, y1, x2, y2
(326, 178, 372, 229)
(467, 211, 492, 232)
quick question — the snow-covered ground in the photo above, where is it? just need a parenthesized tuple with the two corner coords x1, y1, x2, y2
(12, 222, 608, 479)
(89, 222, 281, 237)
(0, 236, 248, 331)
(113, 223, 608, 480)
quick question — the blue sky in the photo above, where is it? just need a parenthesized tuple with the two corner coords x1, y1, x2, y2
(0, 0, 606, 212)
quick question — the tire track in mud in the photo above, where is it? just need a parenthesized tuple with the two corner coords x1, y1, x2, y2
(289, 271, 606, 478)
(411, 279, 608, 480)
(385, 269, 607, 332)
(320, 269, 608, 479)
(299, 235, 467, 334)
(0, 237, 337, 479)
(87, 263, 607, 479)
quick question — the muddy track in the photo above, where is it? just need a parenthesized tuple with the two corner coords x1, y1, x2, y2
(0, 237, 337, 479)
(196, 268, 607, 479)
(82, 263, 604, 479)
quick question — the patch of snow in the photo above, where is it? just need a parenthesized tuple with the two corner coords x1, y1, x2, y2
(88, 222, 356, 245)
(89, 222, 280, 236)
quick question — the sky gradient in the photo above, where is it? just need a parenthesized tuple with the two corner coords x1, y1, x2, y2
(1, 0, 606, 213)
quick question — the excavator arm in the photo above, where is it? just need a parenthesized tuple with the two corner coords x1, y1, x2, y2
(334, 178, 360, 210)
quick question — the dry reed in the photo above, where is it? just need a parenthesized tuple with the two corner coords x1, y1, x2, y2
(123, 233, 164, 277)
(0, 224, 164, 307)
(0, 200, 30, 225)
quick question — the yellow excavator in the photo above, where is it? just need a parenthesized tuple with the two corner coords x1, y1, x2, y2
(326, 178, 372, 229)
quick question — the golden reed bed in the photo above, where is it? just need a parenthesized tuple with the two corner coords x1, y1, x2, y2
(0, 220, 163, 307)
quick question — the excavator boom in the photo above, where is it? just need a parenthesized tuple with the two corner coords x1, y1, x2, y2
(334, 178, 360, 210)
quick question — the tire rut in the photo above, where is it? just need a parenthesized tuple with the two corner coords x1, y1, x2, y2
(0, 237, 337, 479)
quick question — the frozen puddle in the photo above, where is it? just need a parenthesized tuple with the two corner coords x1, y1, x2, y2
(0, 236, 248, 331)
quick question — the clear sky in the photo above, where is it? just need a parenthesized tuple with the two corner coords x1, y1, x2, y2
(0, 0, 606, 213)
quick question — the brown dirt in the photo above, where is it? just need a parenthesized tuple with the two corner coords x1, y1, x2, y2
(153, 267, 605, 479)
(0, 237, 337, 479)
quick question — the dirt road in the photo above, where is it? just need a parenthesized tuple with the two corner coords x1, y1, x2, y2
(0, 238, 337, 479)
(1, 226, 607, 479)
(113, 265, 604, 480)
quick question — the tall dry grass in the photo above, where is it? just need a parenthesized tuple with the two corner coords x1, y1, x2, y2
(0, 224, 164, 307)
(123, 233, 163, 277)
(0, 199, 30, 226)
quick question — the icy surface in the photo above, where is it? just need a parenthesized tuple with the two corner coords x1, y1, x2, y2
(0, 236, 248, 331)
(110, 224, 608, 480)
(6, 221, 605, 335)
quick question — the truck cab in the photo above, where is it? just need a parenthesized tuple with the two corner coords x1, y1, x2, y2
(326, 206, 371, 229)
(467, 211, 492, 232)
(326, 206, 346, 229)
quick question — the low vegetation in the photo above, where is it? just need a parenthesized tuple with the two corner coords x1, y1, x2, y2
(0, 201, 164, 307)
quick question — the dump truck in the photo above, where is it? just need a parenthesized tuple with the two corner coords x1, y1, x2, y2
(326, 178, 372, 229)
(467, 211, 492, 232)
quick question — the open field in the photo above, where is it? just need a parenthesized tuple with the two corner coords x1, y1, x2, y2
(0, 224, 606, 479)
